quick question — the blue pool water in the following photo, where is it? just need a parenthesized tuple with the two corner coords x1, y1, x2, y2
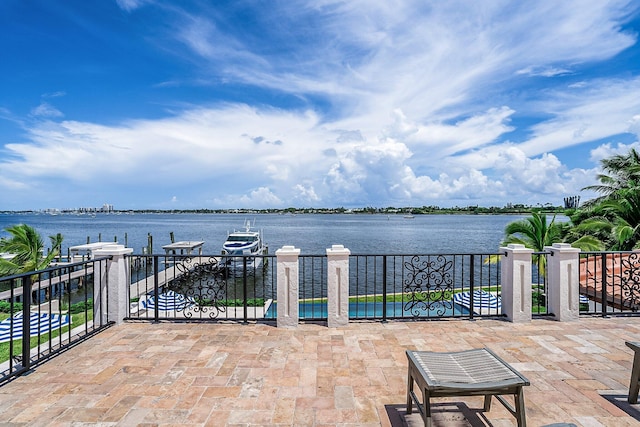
(264, 301, 470, 319)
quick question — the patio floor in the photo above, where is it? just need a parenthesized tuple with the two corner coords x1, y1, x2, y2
(2, 316, 640, 426)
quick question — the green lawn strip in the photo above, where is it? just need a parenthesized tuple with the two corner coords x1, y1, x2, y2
(0, 310, 93, 364)
(295, 288, 501, 305)
(130, 297, 266, 307)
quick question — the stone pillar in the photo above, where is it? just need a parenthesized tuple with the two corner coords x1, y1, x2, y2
(545, 243, 581, 321)
(92, 244, 134, 326)
(276, 245, 300, 328)
(326, 244, 351, 327)
(500, 244, 534, 322)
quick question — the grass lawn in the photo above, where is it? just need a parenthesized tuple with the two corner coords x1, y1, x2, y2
(0, 310, 94, 364)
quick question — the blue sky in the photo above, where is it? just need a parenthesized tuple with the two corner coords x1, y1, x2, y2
(1, 0, 640, 210)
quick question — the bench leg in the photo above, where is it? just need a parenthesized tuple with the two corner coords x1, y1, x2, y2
(514, 387, 527, 427)
(407, 371, 414, 413)
(629, 351, 640, 404)
(424, 388, 432, 427)
(483, 394, 492, 412)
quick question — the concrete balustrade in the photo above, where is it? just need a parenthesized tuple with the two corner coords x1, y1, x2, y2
(275, 245, 301, 328)
(545, 243, 581, 321)
(500, 244, 534, 323)
(326, 244, 351, 327)
(92, 244, 133, 326)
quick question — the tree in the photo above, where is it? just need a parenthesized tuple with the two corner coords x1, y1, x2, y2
(575, 148, 640, 250)
(573, 190, 640, 250)
(581, 148, 640, 207)
(0, 224, 63, 276)
(501, 211, 561, 252)
(489, 211, 603, 275)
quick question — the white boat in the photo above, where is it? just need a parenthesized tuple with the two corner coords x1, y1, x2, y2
(221, 220, 268, 273)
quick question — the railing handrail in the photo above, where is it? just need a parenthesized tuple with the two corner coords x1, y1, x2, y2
(0, 255, 112, 282)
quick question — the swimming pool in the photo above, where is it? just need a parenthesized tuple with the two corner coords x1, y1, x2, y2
(264, 301, 470, 319)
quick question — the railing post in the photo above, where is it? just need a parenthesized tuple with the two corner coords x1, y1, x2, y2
(276, 245, 300, 328)
(93, 244, 134, 326)
(382, 256, 388, 322)
(545, 243, 581, 321)
(326, 244, 351, 327)
(500, 244, 533, 322)
(242, 257, 248, 324)
(21, 275, 32, 370)
(469, 254, 475, 320)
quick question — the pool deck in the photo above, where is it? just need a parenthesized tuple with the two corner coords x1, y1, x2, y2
(2, 316, 640, 426)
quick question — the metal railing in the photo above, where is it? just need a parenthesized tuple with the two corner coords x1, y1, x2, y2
(532, 251, 549, 316)
(126, 252, 505, 322)
(579, 251, 640, 316)
(348, 253, 503, 320)
(0, 256, 112, 385)
(126, 254, 277, 322)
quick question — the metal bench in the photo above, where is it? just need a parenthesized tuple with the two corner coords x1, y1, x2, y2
(406, 348, 530, 427)
(627, 341, 640, 403)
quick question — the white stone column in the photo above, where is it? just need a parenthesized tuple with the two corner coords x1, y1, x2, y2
(326, 244, 351, 327)
(92, 244, 134, 326)
(500, 244, 534, 322)
(545, 243, 581, 321)
(276, 245, 300, 328)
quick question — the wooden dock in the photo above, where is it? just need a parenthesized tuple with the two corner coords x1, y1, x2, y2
(129, 255, 223, 300)
(0, 266, 93, 301)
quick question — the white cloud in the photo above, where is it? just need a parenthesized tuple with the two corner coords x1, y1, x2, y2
(516, 77, 640, 156)
(1, 0, 639, 209)
(115, 0, 151, 12)
(30, 102, 64, 118)
(589, 141, 640, 164)
(213, 187, 283, 209)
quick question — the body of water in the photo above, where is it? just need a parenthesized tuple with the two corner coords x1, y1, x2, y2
(0, 212, 542, 255)
(263, 301, 471, 319)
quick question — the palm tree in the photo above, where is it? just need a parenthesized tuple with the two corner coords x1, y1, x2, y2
(497, 211, 561, 275)
(490, 211, 603, 275)
(581, 148, 640, 207)
(501, 211, 561, 251)
(574, 190, 640, 251)
(0, 224, 63, 276)
(574, 148, 640, 249)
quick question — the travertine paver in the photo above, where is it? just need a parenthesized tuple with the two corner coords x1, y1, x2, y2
(2, 317, 640, 426)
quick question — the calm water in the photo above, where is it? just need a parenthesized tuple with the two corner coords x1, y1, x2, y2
(0, 212, 536, 255)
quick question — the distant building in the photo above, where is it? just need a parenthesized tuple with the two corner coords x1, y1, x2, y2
(564, 196, 580, 209)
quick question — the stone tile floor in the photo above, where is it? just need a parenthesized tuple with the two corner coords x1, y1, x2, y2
(2, 316, 640, 426)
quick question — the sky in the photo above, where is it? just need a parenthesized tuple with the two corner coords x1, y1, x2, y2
(1, 1, 640, 211)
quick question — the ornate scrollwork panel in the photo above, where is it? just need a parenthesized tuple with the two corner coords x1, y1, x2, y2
(620, 252, 640, 311)
(168, 256, 229, 318)
(402, 255, 454, 317)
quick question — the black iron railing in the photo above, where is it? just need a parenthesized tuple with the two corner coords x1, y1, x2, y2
(127, 252, 505, 322)
(126, 254, 277, 322)
(532, 251, 549, 315)
(579, 251, 640, 316)
(0, 256, 112, 385)
(348, 253, 503, 320)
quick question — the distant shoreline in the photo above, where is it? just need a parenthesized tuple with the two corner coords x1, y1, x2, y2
(1, 206, 565, 216)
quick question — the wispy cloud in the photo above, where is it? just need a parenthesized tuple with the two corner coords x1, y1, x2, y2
(0, 0, 639, 209)
(30, 102, 64, 118)
(115, 0, 152, 12)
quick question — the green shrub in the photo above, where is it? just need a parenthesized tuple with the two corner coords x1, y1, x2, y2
(69, 299, 93, 314)
(0, 301, 22, 314)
